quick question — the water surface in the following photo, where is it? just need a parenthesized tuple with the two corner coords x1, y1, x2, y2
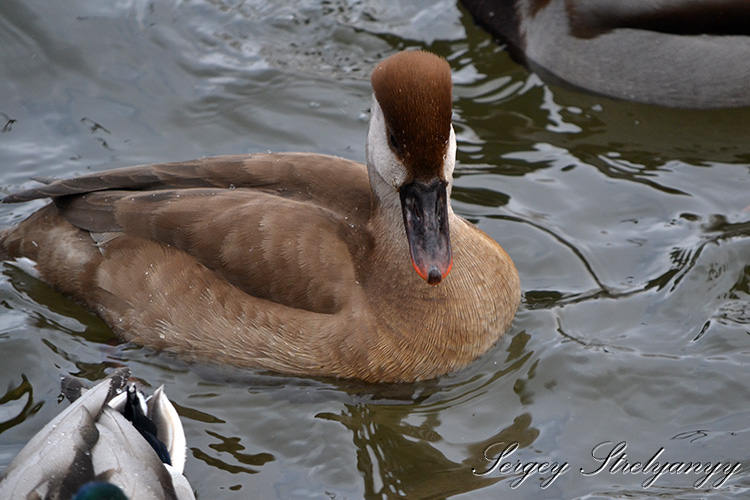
(1, 1, 750, 498)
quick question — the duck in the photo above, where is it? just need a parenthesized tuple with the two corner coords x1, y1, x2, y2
(459, 0, 750, 108)
(0, 50, 521, 383)
(0, 369, 194, 500)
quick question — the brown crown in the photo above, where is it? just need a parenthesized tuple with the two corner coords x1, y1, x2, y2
(371, 51, 453, 183)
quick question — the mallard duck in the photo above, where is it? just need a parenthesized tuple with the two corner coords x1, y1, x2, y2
(460, 0, 750, 108)
(0, 50, 521, 383)
(0, 369, 194, 500)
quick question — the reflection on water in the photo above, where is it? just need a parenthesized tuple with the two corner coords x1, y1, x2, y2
(0, 376, 41, 436)
(319, 403, 500, 498)
(2, 0, 750, 498)
(192, 428, 275, 475)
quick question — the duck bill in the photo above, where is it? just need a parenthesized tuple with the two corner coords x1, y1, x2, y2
(400, 179, 453, 285)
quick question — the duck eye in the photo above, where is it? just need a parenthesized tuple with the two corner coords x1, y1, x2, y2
(389, 132, 400, 150)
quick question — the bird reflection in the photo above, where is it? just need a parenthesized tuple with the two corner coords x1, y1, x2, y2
(319, 404, 539, 497)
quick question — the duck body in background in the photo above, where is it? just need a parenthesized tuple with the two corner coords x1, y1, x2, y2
(0, 51, 521, 383)
(460, 0, 750, 108)
(0, 369, 194, 500)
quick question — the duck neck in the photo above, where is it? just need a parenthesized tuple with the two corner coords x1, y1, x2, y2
(367, 164, 411, 267)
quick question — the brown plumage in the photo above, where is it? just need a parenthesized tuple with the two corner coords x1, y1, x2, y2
(0, 51, 520, 383)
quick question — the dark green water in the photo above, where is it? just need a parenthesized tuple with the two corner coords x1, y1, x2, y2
(1, 1, 749, 498)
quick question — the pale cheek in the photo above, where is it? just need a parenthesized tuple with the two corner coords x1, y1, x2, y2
(373, 150, 406, 188)
(386, 156, 406, 187)
(442, 127, 457, 180)
(442, 156, 455, 180)
(367, 121, 407, 187)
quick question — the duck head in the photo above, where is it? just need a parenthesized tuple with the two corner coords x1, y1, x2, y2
(366, 50, 456, 286)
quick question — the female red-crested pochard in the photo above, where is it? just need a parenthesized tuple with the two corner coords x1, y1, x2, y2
(0, 50, 520, 383)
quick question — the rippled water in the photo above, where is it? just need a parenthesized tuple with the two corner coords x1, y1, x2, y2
(2, 1, 750, 499)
